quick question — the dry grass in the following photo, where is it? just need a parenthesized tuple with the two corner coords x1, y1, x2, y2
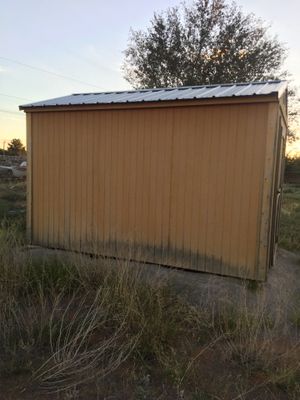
(0, 224, 299, 399)
(279, 184, 300, 252)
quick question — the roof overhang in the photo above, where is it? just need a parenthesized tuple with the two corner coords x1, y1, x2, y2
(20, 93, 280, 113)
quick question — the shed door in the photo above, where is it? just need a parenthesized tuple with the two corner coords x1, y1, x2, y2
(269, 118, 286, 266)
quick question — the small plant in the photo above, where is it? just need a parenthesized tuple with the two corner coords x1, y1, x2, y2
(191, 390, 214, 400)
(279, 184, 300, 251)
(215, 299, 279, 374)
(290, 294, 300, 328)
(271, 365, 300, 399)
(246, 279, 261, 292)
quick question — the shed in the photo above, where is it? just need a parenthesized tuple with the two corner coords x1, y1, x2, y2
(20, 80, 288, 281)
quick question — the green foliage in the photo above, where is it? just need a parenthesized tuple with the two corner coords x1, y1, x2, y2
(285, 156, 300, 174)
(246, 279, 261, 292)
(6, 138, 26, 156)
(290, 293, 300, 328)
(279, 184, 300, 251)
(272, 368, 300, 398)
(123, 0, 287, 88)
(0, 181, 26, 230)
(21, 259, 82, 295)
(191, 391, 214, 400)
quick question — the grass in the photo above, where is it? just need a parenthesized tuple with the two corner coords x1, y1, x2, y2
(0, 179, 299, 399)
(279, 184, 300, 252)
(0, 224, 299, 399)
(0, 180, 26, 237)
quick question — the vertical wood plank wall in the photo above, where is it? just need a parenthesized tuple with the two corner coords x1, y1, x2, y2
(26, 113, 32, 242)
(30, 102, 271, 280)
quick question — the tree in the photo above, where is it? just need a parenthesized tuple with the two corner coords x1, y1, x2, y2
(287, 88, 300, 142)
(122, 0, 287, 88)
(285, 155, 300, 174)
(6, 138, 26, 156)
(123, 0, 300, 142)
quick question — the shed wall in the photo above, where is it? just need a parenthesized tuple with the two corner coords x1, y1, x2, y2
(30, 102, 271, 279)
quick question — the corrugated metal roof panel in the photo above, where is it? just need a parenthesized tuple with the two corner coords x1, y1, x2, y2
(19, 80, 287, 109)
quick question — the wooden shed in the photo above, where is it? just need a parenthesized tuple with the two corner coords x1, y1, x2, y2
(20, 80, 288, 281)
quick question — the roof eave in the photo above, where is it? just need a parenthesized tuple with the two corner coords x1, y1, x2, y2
(19, 93, 279, 112)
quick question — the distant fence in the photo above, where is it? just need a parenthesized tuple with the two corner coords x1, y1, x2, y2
(0, 155, 26, 166)
(285, 171, 300, 185)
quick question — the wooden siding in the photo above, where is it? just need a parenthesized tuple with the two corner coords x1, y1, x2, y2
(30, 102, 273, 280)
(26, 113, 32, 242)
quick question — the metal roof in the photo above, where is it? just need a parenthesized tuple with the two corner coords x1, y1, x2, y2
(20, 80, 287, 110)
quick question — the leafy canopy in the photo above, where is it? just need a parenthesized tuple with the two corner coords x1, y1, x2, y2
(6, 138, 26, 156)
(123, 0, 287, 88)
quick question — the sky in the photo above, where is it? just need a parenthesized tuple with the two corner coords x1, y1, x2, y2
(1, 0, 300, 154)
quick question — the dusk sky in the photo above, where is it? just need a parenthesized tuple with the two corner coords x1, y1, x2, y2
(1, 0, 299, 153)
